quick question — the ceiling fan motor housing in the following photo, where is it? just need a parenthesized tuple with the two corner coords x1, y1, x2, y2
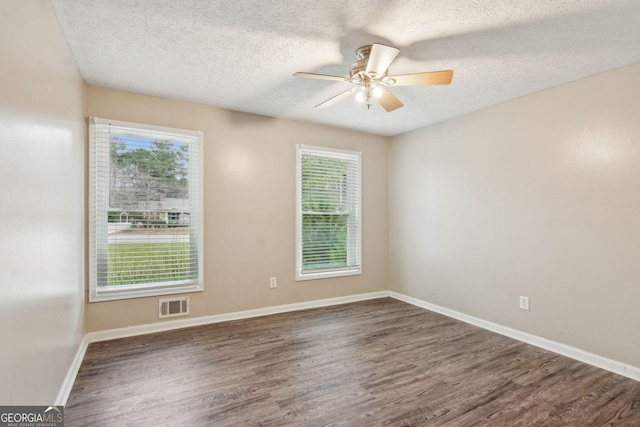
(351, 45, 388, 82)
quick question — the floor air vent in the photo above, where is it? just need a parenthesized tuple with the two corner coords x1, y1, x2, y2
(159, 296, 190, 319)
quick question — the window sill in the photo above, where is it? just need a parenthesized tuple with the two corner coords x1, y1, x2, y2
(296, 268, 361, 282)
(89, 281, 203, 302)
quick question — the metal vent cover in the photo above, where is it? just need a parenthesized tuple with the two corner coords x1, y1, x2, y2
(159, 296, 190, 318)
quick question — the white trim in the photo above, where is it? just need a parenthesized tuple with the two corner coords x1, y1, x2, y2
(85, 291, 388, 343)
(299, 144, 361, 159)
(90, 282, 202, 302)
(295, 268, 361, 281)
(55, 335, 89, 406)
(88, 117, 204, 302)
(295, 145, 362, 281)
(90, 116, 201, 138)
(388, 291, 640, 382)
(57, 292, 385, 405)
(295, 144, 303, 279)
(58, 290, 640, 405)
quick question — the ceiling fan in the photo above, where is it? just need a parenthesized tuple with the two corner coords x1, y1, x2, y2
(294, 43, 453, 112)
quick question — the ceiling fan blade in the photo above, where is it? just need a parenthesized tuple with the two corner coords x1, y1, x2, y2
(389, 70, 453, 86)
(366, 43, 400, 77)
(293, 72, 349, 82)
(316, 87, 358, 108)
(377, 87, 403, 112)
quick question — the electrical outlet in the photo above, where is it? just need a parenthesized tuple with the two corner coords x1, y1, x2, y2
(270, 277, 277, 288)
(519, 296, 530, 311)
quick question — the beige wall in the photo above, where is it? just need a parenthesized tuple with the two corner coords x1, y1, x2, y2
(0, 1, 85, 404)
(6, 0, 636, 402)
(390, 62, 640, 368)
(84, 85, 389, 331)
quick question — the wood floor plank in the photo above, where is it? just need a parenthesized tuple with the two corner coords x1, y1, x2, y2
(65, 298, 640, 426)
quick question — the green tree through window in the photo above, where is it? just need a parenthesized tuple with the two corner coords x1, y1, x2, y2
(297, 146, 361, 279)
(89, 118, 203, 301)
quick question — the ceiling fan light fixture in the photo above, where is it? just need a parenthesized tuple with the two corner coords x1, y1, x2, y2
(294, 43, 453, 112)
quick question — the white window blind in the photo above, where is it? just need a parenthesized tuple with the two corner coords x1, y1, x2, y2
(296, 145, 361, 280)
(89, 117, 203, 301)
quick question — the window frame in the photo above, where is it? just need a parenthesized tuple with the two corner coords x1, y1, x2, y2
(296, 144, 362, 281)
(88, 117, 204, 302)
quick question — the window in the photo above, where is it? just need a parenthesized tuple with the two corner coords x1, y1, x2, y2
(89, 118, 203, 301)
(296, 145, 361, 280)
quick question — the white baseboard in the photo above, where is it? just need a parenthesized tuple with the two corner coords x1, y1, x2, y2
(58, 289, 639, 405)
(57, 291, 387, 405)
(55, 335, 89, 406)
(85, 291, 388, 344)
(388, 291, 640, 382)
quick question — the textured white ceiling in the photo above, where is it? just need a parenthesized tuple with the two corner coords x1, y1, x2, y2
(51, 0, 640, 136)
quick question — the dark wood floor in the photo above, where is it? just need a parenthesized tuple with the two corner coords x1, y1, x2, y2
(66, 298, 640, 426)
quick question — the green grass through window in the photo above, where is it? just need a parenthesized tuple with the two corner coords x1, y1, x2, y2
(108, 242, 191, 286)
